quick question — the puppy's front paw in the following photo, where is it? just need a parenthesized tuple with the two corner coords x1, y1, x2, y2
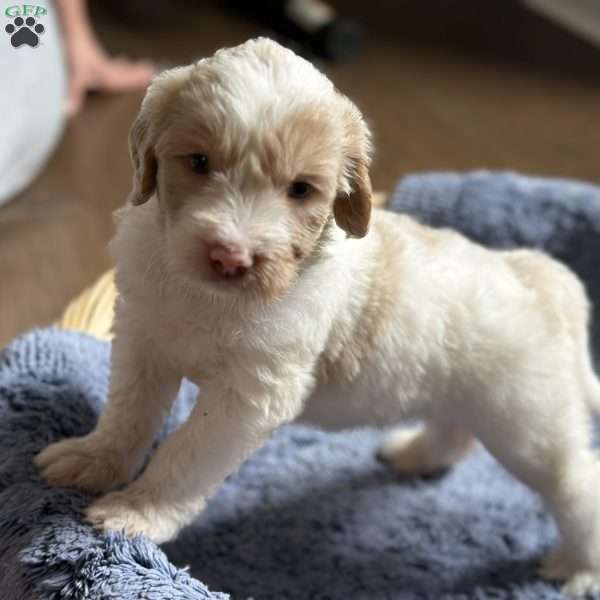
(540, 548, 600, 597)
(35, 435, 129, 493)
(85, 490, 182, 544)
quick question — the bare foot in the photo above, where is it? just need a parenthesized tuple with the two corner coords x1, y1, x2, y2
(64, 34, 155, 115)
(56, 0, 155, 115)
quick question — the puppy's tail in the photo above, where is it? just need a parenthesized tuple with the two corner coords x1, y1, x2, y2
(582, 354, 600, 414)
(586, 373, 600, 414)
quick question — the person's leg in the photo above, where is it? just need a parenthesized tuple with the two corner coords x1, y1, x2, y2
(0, 1, 66, 205)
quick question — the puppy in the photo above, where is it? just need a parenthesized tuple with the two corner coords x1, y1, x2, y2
(36, 38, 600, 596)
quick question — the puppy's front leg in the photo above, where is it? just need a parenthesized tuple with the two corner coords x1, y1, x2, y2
(86, 378, 306, 543)
(36, 313, 181, 493)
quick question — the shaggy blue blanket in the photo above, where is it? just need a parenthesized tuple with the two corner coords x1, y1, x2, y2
(1, 171, 599, 600)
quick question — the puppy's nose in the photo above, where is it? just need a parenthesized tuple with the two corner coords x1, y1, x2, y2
(208, 242, 254, 278)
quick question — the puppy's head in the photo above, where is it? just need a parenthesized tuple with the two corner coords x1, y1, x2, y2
(129, 38, 372, 301)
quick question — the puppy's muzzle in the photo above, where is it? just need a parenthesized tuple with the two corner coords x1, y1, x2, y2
(208, 242, 254, 279)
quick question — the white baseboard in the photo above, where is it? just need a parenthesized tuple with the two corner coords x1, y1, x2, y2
(523, 0, 600, 47)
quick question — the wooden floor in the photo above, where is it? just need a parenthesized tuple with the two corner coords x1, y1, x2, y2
(2, 0, 600, 347)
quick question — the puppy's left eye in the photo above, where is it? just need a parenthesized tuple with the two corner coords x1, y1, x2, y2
(288, 181, 313, 200)
(188, 154, 210, 174)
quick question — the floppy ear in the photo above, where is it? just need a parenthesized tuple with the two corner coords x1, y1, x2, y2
(125, 65, 198, 206)
(128, 112, 158, 206)
(333, 158, 372, 238)
(333, 103, 373, 238)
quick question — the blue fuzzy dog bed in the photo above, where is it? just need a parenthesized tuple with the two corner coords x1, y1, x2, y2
(1, 171, 599, 599)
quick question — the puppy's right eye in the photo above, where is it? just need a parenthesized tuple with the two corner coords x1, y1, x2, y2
(288, 181, 313, 200)
(188, 154, 210, 174)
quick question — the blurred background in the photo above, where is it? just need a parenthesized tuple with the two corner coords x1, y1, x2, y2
(1, 0, 600, 347)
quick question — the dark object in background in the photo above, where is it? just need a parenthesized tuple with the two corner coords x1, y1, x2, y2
(225, 0, 363, 61)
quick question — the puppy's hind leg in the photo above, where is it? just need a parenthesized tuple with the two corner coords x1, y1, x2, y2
(461, 381, 600, 597)
(579, 343, 600, 414)
(377, 423, 475, 477)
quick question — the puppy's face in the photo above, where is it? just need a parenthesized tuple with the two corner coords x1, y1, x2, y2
(129, 39, 372, 302)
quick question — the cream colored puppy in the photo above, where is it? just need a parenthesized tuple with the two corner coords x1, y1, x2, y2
(36, 38, 600, 596)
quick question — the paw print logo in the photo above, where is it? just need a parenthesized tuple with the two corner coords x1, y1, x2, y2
(5, 16, 45, 48)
